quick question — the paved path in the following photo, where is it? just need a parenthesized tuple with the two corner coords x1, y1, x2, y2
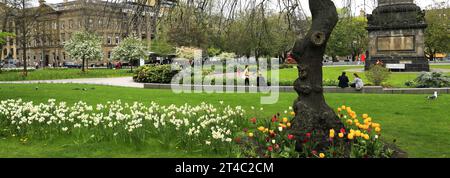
(0, 77, 144, 88)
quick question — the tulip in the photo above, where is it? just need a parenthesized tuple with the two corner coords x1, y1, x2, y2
(288, 134, 295, 140)
(363, 134, 370, 140)
(375, 127, 381, 133)
(268, 146, 273, 152)
(348, 133, 354, 140)
(329, 129, 335, 138)
(338, 133, 344, 138)
(319, 153, 325, 158)
(248, 132, 254, 137)
(258, 126, 266, 132)
(287, 122, 292, 127)
(362, 114, 369, 119)
(355, 130, 362, 137)
(250, 118, 257, 124)
(282, 117, 288, 123)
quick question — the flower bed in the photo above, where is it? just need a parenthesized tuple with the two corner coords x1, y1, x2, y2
(236, 106, 394, 158)
(0, 99, 246, 154)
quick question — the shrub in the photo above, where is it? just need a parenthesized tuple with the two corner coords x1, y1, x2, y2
(365, 65, 391, 86)
(133, 65, 180, 83)
(323, 79, 339, 86)
(405, 72, 450, 88)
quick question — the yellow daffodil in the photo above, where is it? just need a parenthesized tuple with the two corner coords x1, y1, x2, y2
(319, 153, 325, 158)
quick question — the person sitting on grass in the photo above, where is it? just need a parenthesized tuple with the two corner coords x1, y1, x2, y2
(350, 73, 364, 91)
(338, 72, 350, 88)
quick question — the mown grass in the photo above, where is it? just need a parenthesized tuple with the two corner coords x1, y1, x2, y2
(0, 83, 449, 158)
(0, 68, 133, 81)
(271, 65, 450, 87)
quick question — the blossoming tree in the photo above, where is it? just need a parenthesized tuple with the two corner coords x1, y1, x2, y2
(291, 0, 345, 150)
(111, 36, 147, 72)
(64, 31, 103, 72)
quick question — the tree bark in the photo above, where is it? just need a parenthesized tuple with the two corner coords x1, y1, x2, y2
(291, 0, 344, 151)
(82, 57, 86, 72)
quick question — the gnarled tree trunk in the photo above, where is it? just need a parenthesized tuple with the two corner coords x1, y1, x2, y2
(291, 0, 344, 151)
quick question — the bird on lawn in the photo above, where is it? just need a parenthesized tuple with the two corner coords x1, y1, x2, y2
(427, 91, 438, 100)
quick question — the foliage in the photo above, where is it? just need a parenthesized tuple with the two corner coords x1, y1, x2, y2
(150, 39, 175, 56)
(133, 65, 180, 84)
(365, 65, 391, 86)
(0, 32, 14, 46)
(405, 72, 450, 88)
(207, 47, 221, 57)
(424, 8, 450, 61)
(64, 31, 103, 71)
(111, 36, 147, 69)
(326, 14, 368, 60)
(175, 46, 202, 60)
(217, 52, 236, 61)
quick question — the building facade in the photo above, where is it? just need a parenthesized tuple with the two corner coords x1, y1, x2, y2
(0, 0, 176, 67)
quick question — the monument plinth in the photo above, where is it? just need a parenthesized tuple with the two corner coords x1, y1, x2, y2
(366, 0, 429, 72)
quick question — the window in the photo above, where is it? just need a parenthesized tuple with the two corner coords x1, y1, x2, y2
(108, 51, 111, 59)
(107, 36, 111, 45)
(61, 33, 65, 43)
(115, 36, 120, 44)
(61, 21, 65, 29)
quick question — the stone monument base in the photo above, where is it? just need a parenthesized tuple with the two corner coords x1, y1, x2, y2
(365, 56, 430, 72)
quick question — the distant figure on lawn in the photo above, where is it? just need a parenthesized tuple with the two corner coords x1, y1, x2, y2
(338, 72, 350, 88)
(350, 73, 364, 90)
(244, 65, 250, 86)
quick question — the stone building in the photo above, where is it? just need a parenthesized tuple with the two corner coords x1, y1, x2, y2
(366, 0, 429, 72)
(0, 0, 176, 67)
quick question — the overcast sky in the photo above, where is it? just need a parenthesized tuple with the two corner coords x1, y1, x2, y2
(39, 0, 449, 15)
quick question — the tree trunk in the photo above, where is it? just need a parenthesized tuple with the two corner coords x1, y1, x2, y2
(291, 0, 344, 151)
(21, 0, 27, 77)
(82, 57, 86, 72)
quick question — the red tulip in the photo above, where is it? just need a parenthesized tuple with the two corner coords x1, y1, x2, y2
(306, 133, 311, 138)
(288, 134, 295, 140)
(268, 146, 273, 152)
(250, 118, 257, 124)
(340, 128, 346, 134)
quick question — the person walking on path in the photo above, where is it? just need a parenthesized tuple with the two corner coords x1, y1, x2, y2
(338, 72, 350, 88)
(244, 65, 250, 86)
(350, 73, 364, 90)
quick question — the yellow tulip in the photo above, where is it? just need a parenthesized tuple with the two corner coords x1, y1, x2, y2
(362, 114, 369, 119)
(348, 133, 355, 140)
(287, 122, 291, 127)
(258, 126, 266, 132)
(375, 127, 381, 133)
(290, 112, 296, 116)
(367, 117, 372, 122)
(248, 132, 254, 137)
(337, 108, 342, 112)
(355, 130, 361, 137)
(341, 105, 346, 110)
(338, 133, 344, 138)
(329, 129, 335, 138)
(363, 134, 370, 140)
(282, 117, 288, 123)
(346, 119, 353, 125)
(319, 153, 325, 158)
(346, 107, 352, 113)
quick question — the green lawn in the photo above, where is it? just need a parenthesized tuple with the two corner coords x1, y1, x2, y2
(272, 65, 450, 87)
(0, 83, 449, 158)
(0, 68, 133, 81)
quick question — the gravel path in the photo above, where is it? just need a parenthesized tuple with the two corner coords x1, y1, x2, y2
(0, 77, 144, 88)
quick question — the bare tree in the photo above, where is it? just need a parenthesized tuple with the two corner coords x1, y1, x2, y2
(291, 0, 344, 151)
